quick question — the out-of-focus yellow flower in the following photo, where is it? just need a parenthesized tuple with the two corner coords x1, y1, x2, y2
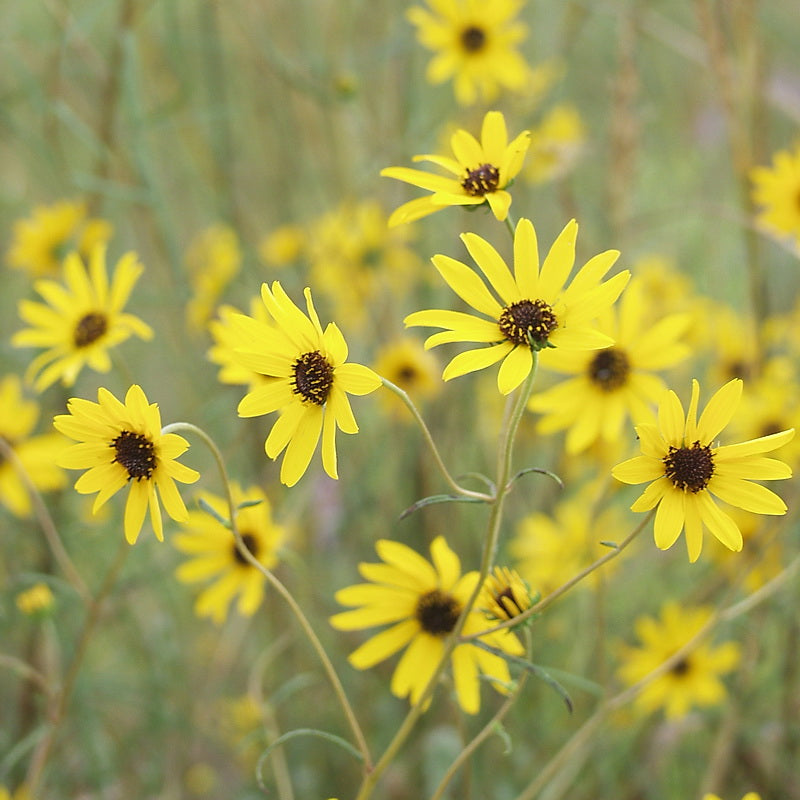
(525, 104, 586, 184)
(307, 200, 422, 330)
(407, 0, 532, 106)
(0, 375, 66, 518)
(373, 337, 441, 420)
(6, 199, 112, 277)
(16, 582, 55, 615)
(750, 142, 800, 244)
(617, 601, 740, 719)
(258, 223, 305, 268)
(185, 224, 241, 332)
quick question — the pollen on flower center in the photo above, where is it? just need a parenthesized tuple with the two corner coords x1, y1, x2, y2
(588, 347, 631, 391)
(73, 311, 108, 348)
(462, 163, 500, 196)
(291, 351, 334, 405)
(111, 430, 156, 481)
(233, 532, 259, 565)
(415, 589, 462, 636)
(663, 441, 715, 492)
(498, 299, 558, 348)
(460, 25, 487, 53)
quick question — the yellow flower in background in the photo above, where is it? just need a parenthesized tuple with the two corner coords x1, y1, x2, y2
(612, 379, 794, 563)
(208, 298, 275, 388)
(616, 602, 740, 719)
(373, 337, 442, 419)
(185, 224, 241, 332)
(0, 784, 32, 800)
(528, 279, 690, 453)
(703, 302, 759, 384)
(307, 200, 422, 330)
(16, 582, 55, 615)
(6, 199, 112, 277)
(381, 111, 530, 226)
(511, 483, 627, 596)
(12, 245, 153, 392)
(330, 536, 524, 714)
(0, 375, 66, 517)
(406, 217, 630, 394)
(750, 142, 800, 243)
(54, 385, 200, 544)
(173, 483, 285, 625)
(525, 104, 586, 184)
(258, 223, 305, 268)
(407, 0, 531, 106)
(705, 793, 761, 800)
(232, 283, 382, 487)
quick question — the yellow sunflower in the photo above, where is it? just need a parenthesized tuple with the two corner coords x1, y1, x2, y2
(381, 111, 530, 226)
(330, 536, 523, 714)
(407, 0, 531, 106)
(611, 379, 794, 563)
(5, 199, 112, 277)
(372, 337, 442, 419)
(0, 374, 66, 517)
(12, 244, 153, 392)
(528, 279, 690, 453)
(750, 142, 800, 243)
(616, 601, 740, 720)
(53, 384, 200, 544)
(231, 282, 382, 487)
(173, 483, 285, 625)
(405, 217, 630, 394)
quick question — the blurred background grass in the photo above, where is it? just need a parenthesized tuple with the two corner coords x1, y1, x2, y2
(1, 1, 800, 799)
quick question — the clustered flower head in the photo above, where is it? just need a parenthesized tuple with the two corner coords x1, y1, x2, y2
(54, 385, 200, 544)
(612, 378, 794, 562)
(230, 282, 382, 486)
(381, 111, 530, 226)
(406, 217, 630, 394)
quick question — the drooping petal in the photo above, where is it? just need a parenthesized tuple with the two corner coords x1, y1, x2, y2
(442, 342, 513, 381)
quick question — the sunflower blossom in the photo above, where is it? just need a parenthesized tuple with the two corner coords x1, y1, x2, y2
(528, 278, 690, 454)
(12, 245, 153, 392)
(231, 282, 382, 487)
(616, 601, 740, 719)
(612, 379, 794, 563)
(406, 217, 630, 394)
(704, 794, 761, 800)
(750, 142, 800, 244)
(407, 0, 531, 106)
(330, 536, 523, 714)
(173, 483, 285, 625)
(5, 199, 112, 277)
(53, 385, 200, 544)
(0, 374, 67, 517)
(381, 111, 530, 226)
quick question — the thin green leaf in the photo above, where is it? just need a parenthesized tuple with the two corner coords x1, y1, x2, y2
(197, 496, 230, 527)
(256, 728, 363, 790)
(399, 493, 487, 521)
(507, 467, 564, 491)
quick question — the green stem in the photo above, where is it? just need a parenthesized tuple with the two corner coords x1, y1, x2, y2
(355, 359, 539, 800)
(26, 537, 129, 794)
(160, 422, 372, 770)
(504, 211, 518, 240)
(380, 378, 492, 501)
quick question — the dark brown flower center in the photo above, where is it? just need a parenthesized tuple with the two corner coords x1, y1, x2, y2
(670, 657, 690, 676)
(492, 587, 524, 620)
(73, 312, 108, 348)
(233, 532, 259, 565)
(291, 351, 334, 405)
(415, 589, 462, 636)
(663, 441, 715, 492)
(498, 299, 558, 348)
(111, 430, 156, 481)
(462, 164, 500, 196)
(460, 25, 487, 53)
(588, 347, 631, 391)
(396, 364, 418, 385)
